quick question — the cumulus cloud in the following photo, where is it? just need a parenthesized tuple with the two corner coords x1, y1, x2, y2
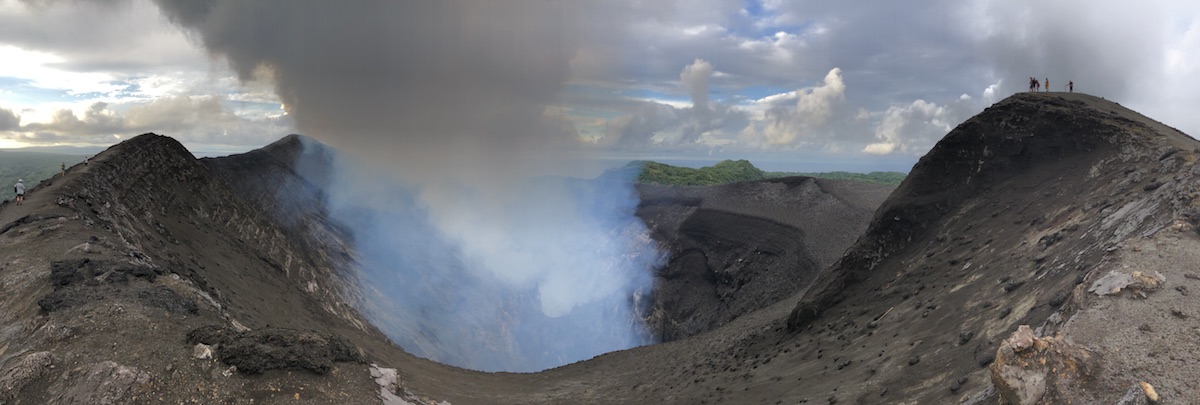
(743, 67, 847, 146)
(864, 97, 976, 155)
(7, 96, 290, 148)
(602, 59, 750, 152)
(0, 108, 19, 131)
(680, 58, 714, 109)
(0, 0, 290, 151)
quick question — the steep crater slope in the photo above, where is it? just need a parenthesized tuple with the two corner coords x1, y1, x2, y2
(0, 134, 402, 404)
(777, 92, 1200, 403)
(637, 177, 893, 341)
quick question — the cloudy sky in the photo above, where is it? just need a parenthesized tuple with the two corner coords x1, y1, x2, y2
(1, 0, 1199, 173)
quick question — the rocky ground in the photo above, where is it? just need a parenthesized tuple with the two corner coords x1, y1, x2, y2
(2, 92, 1198, 404)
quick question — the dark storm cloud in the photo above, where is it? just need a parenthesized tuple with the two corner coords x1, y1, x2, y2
(0, 0, 205, 72)
(0, 108, 19, 131)
(153, 0, 589, 179)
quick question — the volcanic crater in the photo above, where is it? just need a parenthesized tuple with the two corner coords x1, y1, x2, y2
(2, 92, 1200, 404)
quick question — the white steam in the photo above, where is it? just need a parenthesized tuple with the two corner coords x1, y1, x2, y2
(319, 148, 663, 372)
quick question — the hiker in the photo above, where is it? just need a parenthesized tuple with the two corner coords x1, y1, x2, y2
(1044, 78, 1049, 92)
(61, 162, 65, 176)
(14, 179, 24, 206)
(1069, 81, 1074, 93)
(1029, 77, 1035, 92)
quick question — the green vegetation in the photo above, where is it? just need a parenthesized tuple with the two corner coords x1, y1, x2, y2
(632, 159, 906, 186)
(0, 150, 87, 191)
(764, 170, 907, 185)
(634, 159, 765, 186)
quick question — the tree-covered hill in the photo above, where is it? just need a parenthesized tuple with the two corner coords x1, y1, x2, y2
(631, 159, 906, 186)
(634, 159, 765, 186)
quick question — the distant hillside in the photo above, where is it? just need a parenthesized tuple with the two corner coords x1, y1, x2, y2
(634, 159, 764, 186)
(764, 170, 907, 185)
(0, 150, 88, 188)
(633, 159, 906, 186)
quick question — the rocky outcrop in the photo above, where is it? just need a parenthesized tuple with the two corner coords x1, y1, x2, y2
(186, 324, 365, 374)
(990, 325, 1098, 404)
(0, 352, 55, 402)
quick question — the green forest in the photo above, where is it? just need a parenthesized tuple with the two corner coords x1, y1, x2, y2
(633, 159, 906, 186)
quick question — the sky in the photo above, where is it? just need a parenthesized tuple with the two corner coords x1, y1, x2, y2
(1, 0, 1199, 173)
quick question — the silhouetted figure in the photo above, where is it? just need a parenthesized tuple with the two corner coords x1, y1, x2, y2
(14, 179, 24, 206)
(1045, 78, 1049, 92)
(60, 162, 65, 177)
(1069, 81, 1074, 93)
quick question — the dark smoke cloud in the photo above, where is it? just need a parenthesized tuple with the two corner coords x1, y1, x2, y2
(153, 0, 587, 179)
(153, 0, 665, 371)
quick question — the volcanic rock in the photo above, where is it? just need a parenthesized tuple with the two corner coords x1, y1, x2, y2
(0, 351, 56, 402)
(989, 325, 1097, 404)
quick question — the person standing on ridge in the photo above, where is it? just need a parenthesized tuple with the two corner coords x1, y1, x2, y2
(14, 179, 25, 206)
(1045, 78, 1049, 92)
(1069, 81, 1074, 93)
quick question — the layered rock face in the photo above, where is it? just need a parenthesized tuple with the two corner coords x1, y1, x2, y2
(201, 134, 368, 329)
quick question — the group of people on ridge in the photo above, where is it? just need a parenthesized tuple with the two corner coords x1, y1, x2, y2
(10, 158, 86, 206)
(1029, 77, 1074, 93)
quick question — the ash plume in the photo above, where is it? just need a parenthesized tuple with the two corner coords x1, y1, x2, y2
(152, 0, 665, 371)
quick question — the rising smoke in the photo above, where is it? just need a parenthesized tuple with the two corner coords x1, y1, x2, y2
(153, 0, 666, 371)
(317, 152, 663, 371)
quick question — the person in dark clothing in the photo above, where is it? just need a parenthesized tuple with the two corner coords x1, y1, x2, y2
(1069, 81, 1074, 93)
